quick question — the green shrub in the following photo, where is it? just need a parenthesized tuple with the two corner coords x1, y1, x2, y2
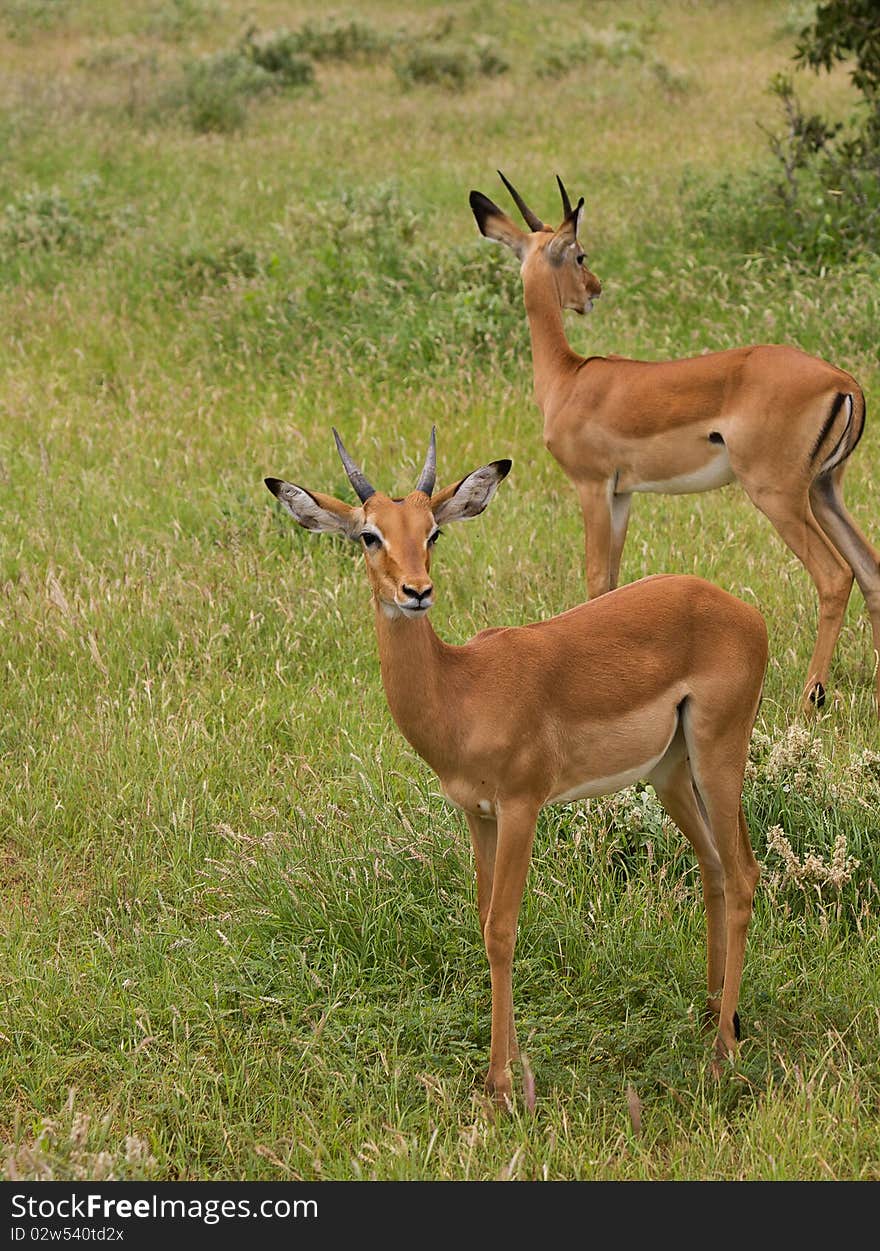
(1, 188, 91, 255)
(242, 29, 317, 86)
(181, 50, 279, 133)
(205, 183, 527, 377)
(393, 36, 508, 90)
(393, 41, 475, 89)
(472, 36, 509, 79)
(144, 0, 218, 42)
(3, 0, 70, 39)
(281, 15, 390, 62)
(0, 175, 132, 261)
(163, 242, 262, 294)
(535, 20, 650, 79)
(704, 67, 880, 270)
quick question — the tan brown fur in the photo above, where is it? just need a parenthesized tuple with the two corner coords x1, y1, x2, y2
(471, 175, 880, 714)
(266, 437, 769, 1108)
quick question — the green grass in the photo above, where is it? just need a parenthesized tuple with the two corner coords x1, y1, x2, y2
(1, 0, 879, 1180)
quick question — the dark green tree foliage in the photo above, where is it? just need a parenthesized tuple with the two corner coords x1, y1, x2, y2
(795, 0, 880, 102)
(734, 0, 880, 266)
(795, 0, 880, 158)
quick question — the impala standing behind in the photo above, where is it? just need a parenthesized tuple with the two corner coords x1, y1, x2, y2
(264, 429, 768, 1109)
(470, 172, 879, 714)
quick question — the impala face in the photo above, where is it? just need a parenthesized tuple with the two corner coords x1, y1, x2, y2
(469, 172, 602, 315)
(265, 428, 511, 620)
(357, 491, 439, 618)
(523, 228, 603, 316)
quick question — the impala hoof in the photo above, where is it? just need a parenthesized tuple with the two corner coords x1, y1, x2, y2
(806, 681, 826, 711)
(703, 1006, 740, 1041)
(484, 1062, 536, 1115)
(485, 1071, 514, 1112)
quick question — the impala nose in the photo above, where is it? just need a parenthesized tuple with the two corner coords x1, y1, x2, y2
(401, 583, 434, 609)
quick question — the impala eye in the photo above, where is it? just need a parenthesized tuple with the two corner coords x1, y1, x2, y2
(576, 254, 585, 266)
(427, 529, 442, 547)
(361, 531, 382, 550)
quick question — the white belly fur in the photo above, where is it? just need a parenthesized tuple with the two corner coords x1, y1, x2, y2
(549, 749, 667, 804)
(634, 447, 734, 495)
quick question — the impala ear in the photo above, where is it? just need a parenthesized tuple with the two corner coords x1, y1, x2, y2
(431, 459, 512, 524)
(265, 478, 361, 539)
(469, 191, 529, 259)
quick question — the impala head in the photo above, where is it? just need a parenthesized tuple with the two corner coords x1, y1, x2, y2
(265, 429, 512, 619)
(469, 171, 602, 314)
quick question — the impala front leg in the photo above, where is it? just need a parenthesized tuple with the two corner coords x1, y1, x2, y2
(482, 797, 539, 1108)
(576, 478, 616, 598)
(467, 811, 520, 1068)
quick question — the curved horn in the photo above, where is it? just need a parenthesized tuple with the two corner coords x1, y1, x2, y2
(556, 173, 573, 219)
(414, 426, 437, 497)
(497, 170, 545, 232)
(332, 427, 375, 503)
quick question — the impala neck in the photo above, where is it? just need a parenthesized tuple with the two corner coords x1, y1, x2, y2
(522, 265, 583, 411)
(373, 600, 453, 773)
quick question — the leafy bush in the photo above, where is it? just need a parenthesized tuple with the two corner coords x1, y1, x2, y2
(180, 50, 278, 133)
(1, 188, 92, 255)
(242, 29, 318, 86)
(280, 15, 390, 62)
(144, 0, 218, 42)
(3, 0, 70, 39)
(163, 242, 262, 294)
(0, 176, 132, 266)
(712, 2, 880, 267)
(687, 0, 880, 272)
(393, 37, 508, 89)
(195, 183, 527, 377)
(535, 20, 651, 78)
(795, 0, 880, 104)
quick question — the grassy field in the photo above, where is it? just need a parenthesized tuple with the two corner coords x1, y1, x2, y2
(1, 0, 879, 1181)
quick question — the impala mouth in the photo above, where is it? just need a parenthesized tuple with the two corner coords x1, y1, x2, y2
(397, 600, 433, 617)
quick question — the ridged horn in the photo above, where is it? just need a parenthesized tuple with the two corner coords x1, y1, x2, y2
(556, 174, 573, 219)
(332, 427, 375, 503)
(497, 170, 545, 232)
(414, 426, 437, 497)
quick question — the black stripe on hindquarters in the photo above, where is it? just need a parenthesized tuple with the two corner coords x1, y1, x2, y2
(848, 392, 866, 459)
(819, 397, 857, 474)
(810, 392, 847, 464)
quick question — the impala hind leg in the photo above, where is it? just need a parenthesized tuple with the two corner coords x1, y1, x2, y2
(608, 490, 633, 591)
(810, 466, 880, 712)
(738, 479, 853, 712)
(650, 747, 729, 1033)
(480, 798, 539, 1108)
(680, 712, 760, 1065)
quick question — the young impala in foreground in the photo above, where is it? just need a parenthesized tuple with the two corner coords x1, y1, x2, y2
(470, 172, 879, 714)
(264, 429, 769, 1109)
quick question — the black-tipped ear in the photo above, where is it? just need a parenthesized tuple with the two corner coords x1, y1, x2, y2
(264, 477, 360, 537)
(469, 189, 504, 235)
(431, 458, 513, 525)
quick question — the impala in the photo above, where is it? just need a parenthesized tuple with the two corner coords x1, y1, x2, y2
(264, 429, 768, 1108)
(470, 172, 879, 714)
